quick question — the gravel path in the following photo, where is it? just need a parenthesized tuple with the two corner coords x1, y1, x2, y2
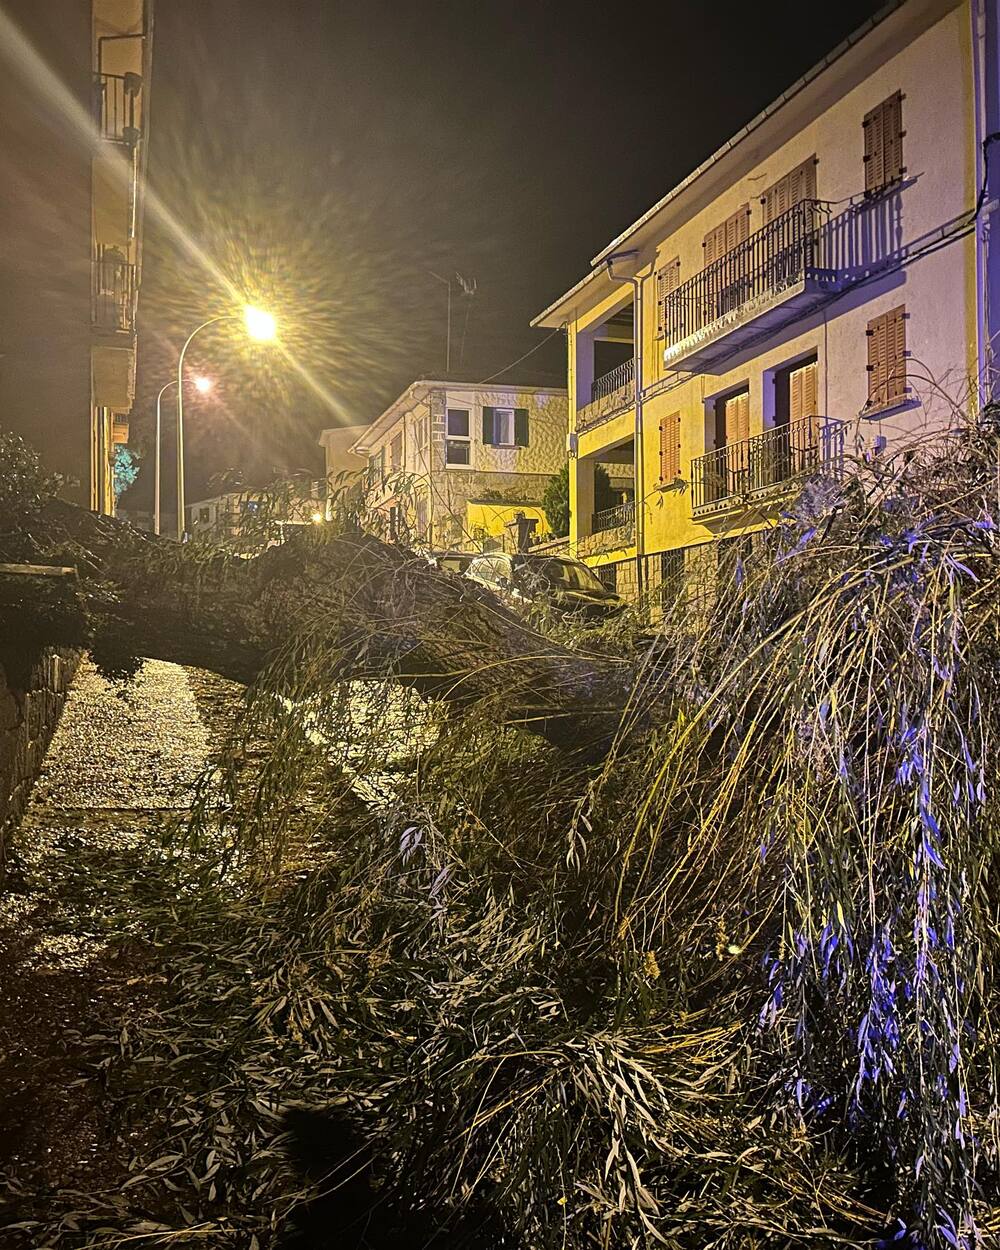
(0, 659, 220, 1225)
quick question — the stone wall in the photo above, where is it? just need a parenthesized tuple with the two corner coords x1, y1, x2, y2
(0, 647, 78, 882)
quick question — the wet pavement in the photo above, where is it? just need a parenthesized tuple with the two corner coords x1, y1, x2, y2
(0, 659, 216, 1218)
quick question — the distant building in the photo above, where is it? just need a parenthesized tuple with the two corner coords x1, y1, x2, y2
(534, 0, 1000, 603)
(0, 0, 153, 516)
(345, 380, 569, 550)
(317, 423, 368, 512)
(186, 481, 326, 548)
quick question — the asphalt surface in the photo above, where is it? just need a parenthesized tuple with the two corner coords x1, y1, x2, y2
(0, 659, 218, 1217)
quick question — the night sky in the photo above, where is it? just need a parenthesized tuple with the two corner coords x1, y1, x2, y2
(130, 0, 886, 506)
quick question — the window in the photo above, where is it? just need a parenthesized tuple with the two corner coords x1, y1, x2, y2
(773, 356, 819, 427)
(655, 258, 681, 338)
(390, 432, 403, 473)
(446, 407, 471, 466)
(703, 205, 751, 266)
(482, 406, 529, 447)
(715, 388, 750, 448)
(416, 416, 428, 451)
(446, 408, 469, 438)
(199, 506, 210, 524)
(594, 562, 618, 593)
(660, 548, 685, 609)
(867, 306, 907, 410)
(658, 412, 682, 483)
(761, 157, 817, 224)
(864, 92, 904, 195)
(367, 450, 384, 487)
(789, 358, 819, 424)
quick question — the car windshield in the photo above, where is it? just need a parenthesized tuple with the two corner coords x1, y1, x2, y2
(520, 559, 607, 593)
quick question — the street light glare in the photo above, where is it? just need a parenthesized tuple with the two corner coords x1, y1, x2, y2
(244, 305, 277, 341)
(193, 375, 213, 394)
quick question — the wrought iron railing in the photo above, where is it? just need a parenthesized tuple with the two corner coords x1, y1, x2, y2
(662, 200, 831, 348)
(93, 72, 142, 144)
(592, 500, 635, 534)
(691, 417, 845, 512)
(591, 358, 634, 404)
(92, 250, 137, 332)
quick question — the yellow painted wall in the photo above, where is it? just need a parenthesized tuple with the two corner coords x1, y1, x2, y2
(561, 0, 979, 572)
(465, 500, 551, 545)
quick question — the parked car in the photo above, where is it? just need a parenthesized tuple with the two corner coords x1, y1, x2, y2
(423, 549, 478, 575)
(464, 552, 623, 618)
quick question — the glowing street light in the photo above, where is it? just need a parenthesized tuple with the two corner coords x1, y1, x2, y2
(153, 374, 214, 536)
(310, 511, 324, 525)
(244, 304, 277, 342)
(174, 306, 278, 541)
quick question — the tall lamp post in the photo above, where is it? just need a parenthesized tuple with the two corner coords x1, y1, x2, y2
(174, 305, 276, 541)
(153, 374, 212, 536)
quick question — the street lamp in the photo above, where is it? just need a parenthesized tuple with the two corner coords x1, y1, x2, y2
(175, 305, 277, 541)
(153, 375, 212, 536)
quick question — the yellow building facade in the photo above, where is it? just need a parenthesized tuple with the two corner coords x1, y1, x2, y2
(91, 0, 152, 514)
(0, 0, 152, 515)
(343, 379, 569, 551)
(535, 0, 999, 605)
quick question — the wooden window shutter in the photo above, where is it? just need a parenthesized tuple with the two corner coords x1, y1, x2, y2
(514, 408, 529, 447)
(867, 309, 906, 408)
(655, 258, 680, 337)
(882, 92, 904, 186)
(724, 391, 750, 444)
(763, 158, 816, 224)
(704, 207, 749, 266)
(481, 406, 495, 445)
(789, 360, 819, 423)
(864, 93, 904, 194)
(658, 412, 681, 481)
(886, 305, 907, 404)
(703, 222, 726, 267)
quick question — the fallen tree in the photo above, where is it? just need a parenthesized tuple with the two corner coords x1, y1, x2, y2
(5, 487, 640, 753)
(7, 426, 1000, 1249)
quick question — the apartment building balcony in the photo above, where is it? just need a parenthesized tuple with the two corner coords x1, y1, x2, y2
(578, 500, 635, 559)
(690, 417, 845, 518)
(577, 359, 635, 434)
(662, 200, 842, 371)
(592, 500, 635, 534)
(93, 72, 143, 146)
(92, 251, 137, 335)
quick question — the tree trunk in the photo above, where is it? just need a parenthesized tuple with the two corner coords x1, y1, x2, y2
(32, 501, 640, 752)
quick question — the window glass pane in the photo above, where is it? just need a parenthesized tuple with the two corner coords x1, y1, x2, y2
(494, 408, 513, 444)
(447, 409, 469, 438)
(446, 441, 470, 466)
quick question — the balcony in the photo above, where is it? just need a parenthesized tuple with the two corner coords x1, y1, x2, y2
(577, 358, 635, 434)
(579, 499, 635, 559)
(662, 200, 842, 371)
(591, 500, 635, 534)
(93, 72, 142, 146)
(92, 251, 137, 334)
(690, 417, 845, 518)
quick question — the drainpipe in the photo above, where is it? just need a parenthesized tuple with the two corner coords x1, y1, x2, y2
(604, 251, 645, 601)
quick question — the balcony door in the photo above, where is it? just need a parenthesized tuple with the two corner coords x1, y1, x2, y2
(714, 388, 750, 500)
(770, 356, 818, 485)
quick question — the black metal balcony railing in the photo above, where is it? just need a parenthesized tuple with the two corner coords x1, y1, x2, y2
(591, 500, 635, 534)
(591, 358, 634, 405)
(662, 200, 831, 348)
(691, 417, 845, 512)
(93, 72, 142, 144)
(92, 251, 137, 333)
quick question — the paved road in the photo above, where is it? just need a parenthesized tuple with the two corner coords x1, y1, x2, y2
(0, 659, 215, 1216)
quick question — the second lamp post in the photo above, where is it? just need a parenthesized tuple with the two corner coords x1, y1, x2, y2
(174, 305, 276, 542)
